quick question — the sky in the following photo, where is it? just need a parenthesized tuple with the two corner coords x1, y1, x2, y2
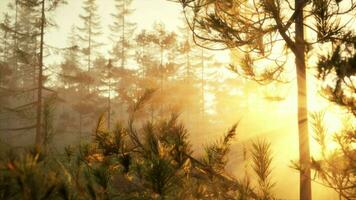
(0, 0, 352, 199)
(46, 0, 183, 48)
(0, 0, 184, 56)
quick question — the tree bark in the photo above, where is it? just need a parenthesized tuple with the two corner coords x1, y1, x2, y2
(295, 0, 311, 199)
(35, 0, 45, 147)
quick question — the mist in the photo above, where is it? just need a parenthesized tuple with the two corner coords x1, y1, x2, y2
(0, 0, 354, 200)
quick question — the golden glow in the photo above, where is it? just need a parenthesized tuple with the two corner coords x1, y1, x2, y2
(1, 1, 353, 199)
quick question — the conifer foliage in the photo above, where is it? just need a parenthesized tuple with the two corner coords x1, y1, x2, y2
(175, 1, 355, 199)
(0, 95, 277, 199)
(308, 112, 355, 200)
(0, 0, 354, 199)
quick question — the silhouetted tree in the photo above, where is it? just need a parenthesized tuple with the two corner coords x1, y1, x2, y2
(133, 24, 181, 120)
(309, 112, 355, 200)
(177, 17, 215, 127)
(57, 26, 91, 139)
(77, 0, 102, 72)
(0, 13, 13, 108)
(176, 1, 356, 199)
(109, 0, 136, 68)
(317, 38, 356, 116)
(0, 0, 64, 148)
(0, 2, 39, 134)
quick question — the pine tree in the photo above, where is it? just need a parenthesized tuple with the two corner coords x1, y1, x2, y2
(35, 0, 46, 146)
(109, 0, 136, 68)
(132, 25, 178, 120)
(17, 0, 65, 147)
(57, 30, 103, 141)
(0, 14, 11, 64)
(135, 29, 152, 78)
(150, 23, 177, 93)
(309, 112, 355, 200)
(77, 0, 102, 72)
(177, 19, 215, 131)
(134, 30, 158, 120)
(0, 13, 12, 91)
(177, 19, 193, 82)
(1, 0, 65, 146)
(178, 1, 356, 199)
(74, 0, 104, 138)
(317, 38, 356, 116)
(0, 1, 43, 138)
(58, 26, 81, 90)
(0, 13, 14, 132)
(57, 26, 84, 137)
(104, 0, 137, 127)
(102, 60, 114, 129)
(141, 23, 180, 120)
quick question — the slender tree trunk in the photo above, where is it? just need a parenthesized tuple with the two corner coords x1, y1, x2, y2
(34, 36, 38, 101)
(35, 0, 45, 147)
(121, 0, 125, 69)
(108, 75, 111, 130)
(14, 0, 19, 89)
(119, 1, 126, 120)
(186, 27, 190, 81)
(160, 47, 163, 117)
(79, 113, 82, 143)
(2, 28, 8, 64)
(88, 15, 92, 72)
(295, 0, 311, 199)
(185, 27, 191, 123)
(141, 44, 145, 77)
(201, 48, 205, 122)
(87, 15, 92, 94)
(160, 47, 163, 92)
(0, 30, 7, 87)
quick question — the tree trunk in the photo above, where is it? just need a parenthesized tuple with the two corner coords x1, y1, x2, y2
(14, 0, 19, 87)
(121, 0, 125, 69)
(108, 76, 111, 130)
(201, 48, 205, 122)
(88, 15, 92, 72)
(295, 0, 311, 199)
(35, 0, 45, 147)
(79, 113, 82, 144)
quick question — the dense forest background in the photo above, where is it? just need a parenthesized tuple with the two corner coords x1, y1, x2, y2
(0, 0, 355, 199)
